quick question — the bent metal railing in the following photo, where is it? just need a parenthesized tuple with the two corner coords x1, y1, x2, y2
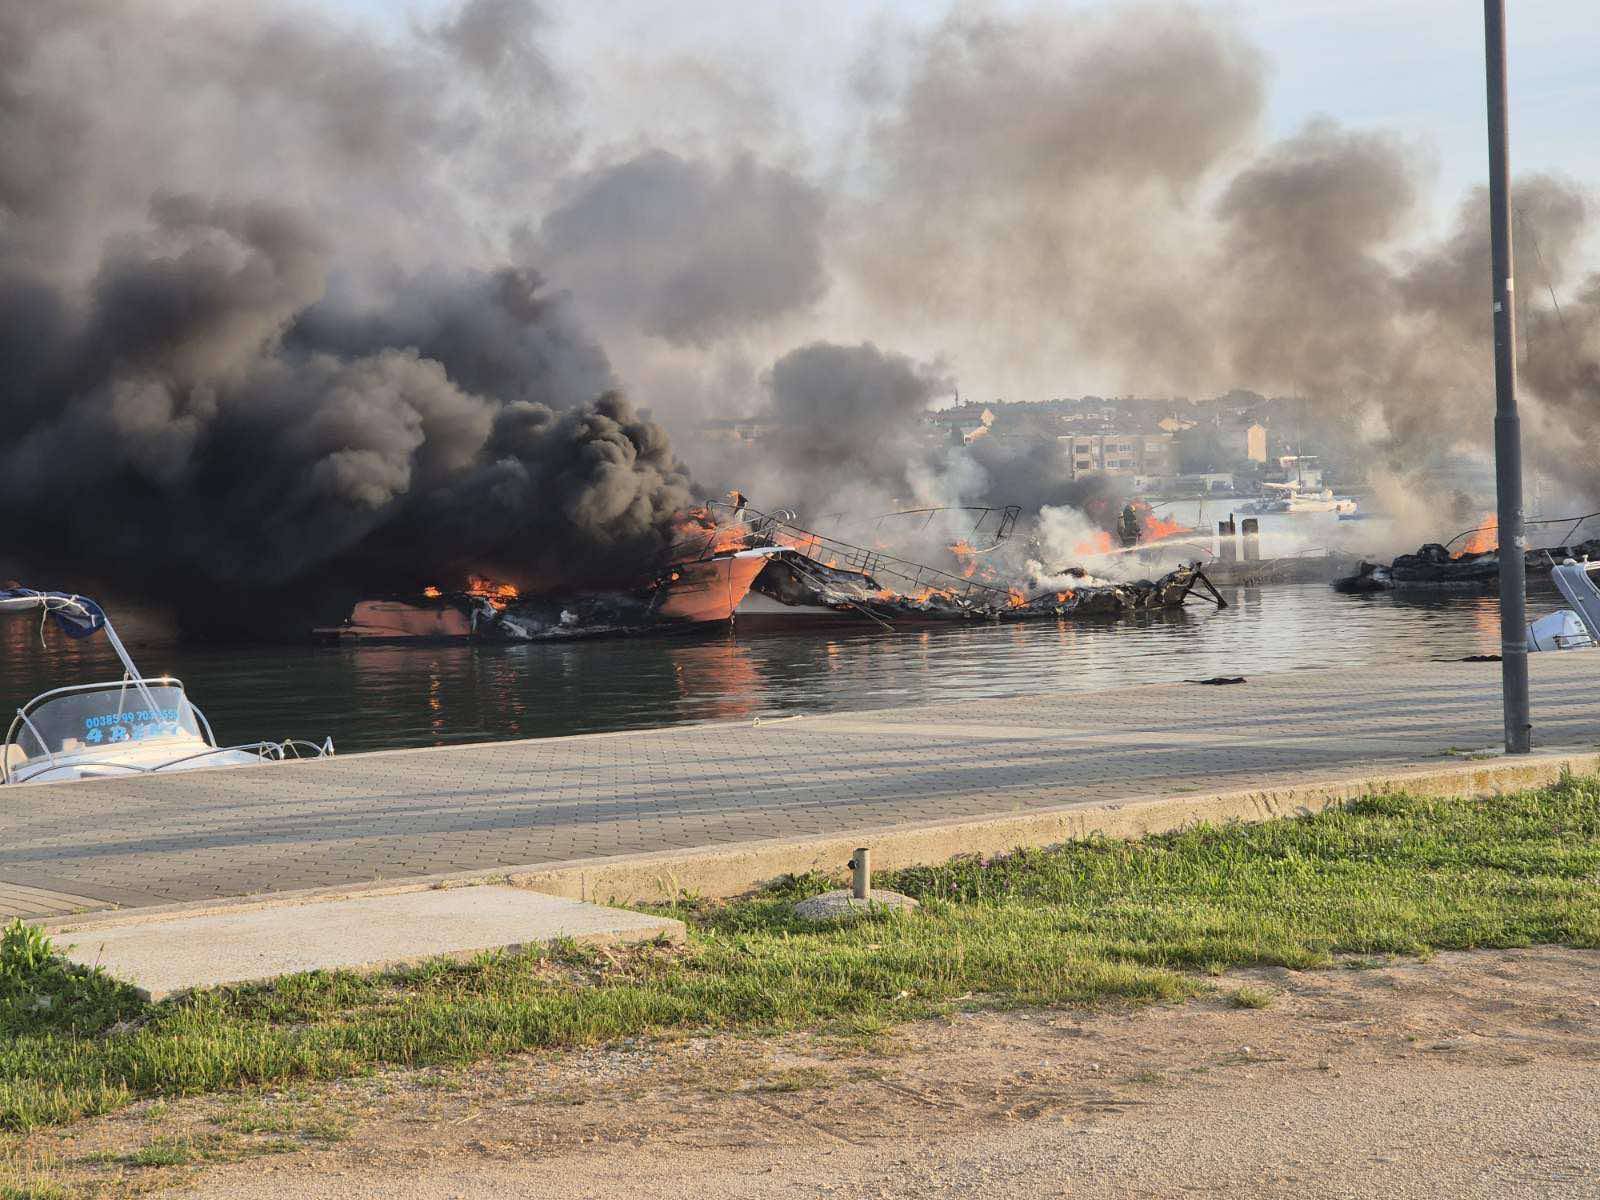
(732, 506, 1014, 605)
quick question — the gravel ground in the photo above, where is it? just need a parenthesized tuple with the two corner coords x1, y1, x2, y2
(36, 948, 1600, 1199)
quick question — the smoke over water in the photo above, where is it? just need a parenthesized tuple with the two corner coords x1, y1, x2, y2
(3, 0, 1599, 624)
(0, 0, 691, 620)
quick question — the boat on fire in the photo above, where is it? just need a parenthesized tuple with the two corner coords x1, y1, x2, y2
(317, 546, 784, 642)
(2, 588, 332, 785)
(318, 499, 1225, 642)
(1334, 536, 1600, 593)
(735, 517, 1223, 629)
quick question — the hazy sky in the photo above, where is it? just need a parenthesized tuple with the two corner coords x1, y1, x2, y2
(333, 0, 1597, 229)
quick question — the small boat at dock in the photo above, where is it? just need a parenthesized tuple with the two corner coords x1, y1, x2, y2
(2, 588, 332, 785)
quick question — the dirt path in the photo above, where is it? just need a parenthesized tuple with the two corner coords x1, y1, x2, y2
(33, 949, 1600, 1199)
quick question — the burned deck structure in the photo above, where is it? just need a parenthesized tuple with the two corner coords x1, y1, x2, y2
(317, 499, 1225, 643)
(725, 504, 1223, 628)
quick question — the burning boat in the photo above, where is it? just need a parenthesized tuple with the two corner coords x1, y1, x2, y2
(1334, 518, 1600, 593)
(739, 555, 1217, 628)
(732, 505, 1223, 628)
(319, 497, 1224, 644)
(318, 547, 783, 643)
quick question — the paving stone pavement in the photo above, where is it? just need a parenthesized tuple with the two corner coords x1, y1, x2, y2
(3, 655, 1595, 919)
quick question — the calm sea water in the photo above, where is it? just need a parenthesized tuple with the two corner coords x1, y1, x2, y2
(0, 581, 1543, 755)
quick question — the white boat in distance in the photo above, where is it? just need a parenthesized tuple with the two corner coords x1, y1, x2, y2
(2, 588, 332, 785)
(1243, 481, 1359, 515)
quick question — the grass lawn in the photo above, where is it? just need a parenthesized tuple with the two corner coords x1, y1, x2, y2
(4, 775, 1600, 1135)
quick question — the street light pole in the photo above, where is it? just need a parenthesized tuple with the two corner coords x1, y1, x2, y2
(1483, 0, 1531, 753)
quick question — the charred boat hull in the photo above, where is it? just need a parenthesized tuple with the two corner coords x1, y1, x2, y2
(740, 554, 1211, 627)
(316, 549, 778, 643)
(1334, 538, 1600, 592)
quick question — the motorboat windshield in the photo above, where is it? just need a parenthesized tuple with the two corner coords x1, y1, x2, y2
(12, 679, 205, 761)
(3, 585, 333, 785)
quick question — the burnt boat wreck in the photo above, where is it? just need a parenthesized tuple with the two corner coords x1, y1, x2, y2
(737, 509, 1221, 629)
(316, 502, 1224, 643)
(1335, 538, 1600, 592)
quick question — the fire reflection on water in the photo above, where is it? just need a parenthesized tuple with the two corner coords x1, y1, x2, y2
(668, 636, 759, 722)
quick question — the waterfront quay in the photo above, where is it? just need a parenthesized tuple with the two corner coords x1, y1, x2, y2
(3, 654, 1596, 922)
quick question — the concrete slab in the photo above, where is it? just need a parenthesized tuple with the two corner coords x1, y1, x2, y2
(53, 885, 683, 1001)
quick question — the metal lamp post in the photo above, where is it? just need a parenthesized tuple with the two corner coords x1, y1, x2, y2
(1483, 0, 1531, 753)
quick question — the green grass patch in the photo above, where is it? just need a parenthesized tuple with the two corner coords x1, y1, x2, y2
(0, 1135, 69, 1200)
(4, 776, 1600, 1132)
(0, 1184, 71, 1200)
(1227, 985, 1276, 1009)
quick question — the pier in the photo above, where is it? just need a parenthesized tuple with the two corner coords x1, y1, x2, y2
(4, 654, 1596, 922)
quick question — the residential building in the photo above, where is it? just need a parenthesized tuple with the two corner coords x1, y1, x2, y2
(1242, 422, 1267, 463)
(1058, 431, 1177, 479)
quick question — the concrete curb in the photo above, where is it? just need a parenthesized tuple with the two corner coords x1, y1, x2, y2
(42, 748, 1597, 933)
(508, 749, 1600, 905)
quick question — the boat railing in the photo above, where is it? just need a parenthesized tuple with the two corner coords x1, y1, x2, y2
(747, 516, 1013, 606)
(6, 737, 335, 785)
(677, 500, 1022, 602)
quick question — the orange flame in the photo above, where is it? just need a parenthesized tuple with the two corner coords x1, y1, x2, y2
(466, 574, 519, 609)
(1074, 530, 1114, 557)
(673, 505, 748, 554)
(422, 586, 442, 599)
(1143, 512, 1185, 540)
(1007, 587, 1027, 608)
(1457, 514, 1498, 557)
(949, 540, 979, 578)
(777, 530, 822, 556)
(1056, 590, 1075, 603)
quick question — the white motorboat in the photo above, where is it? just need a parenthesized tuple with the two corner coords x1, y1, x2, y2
(1526, 559, 1600, 653)
(2, 588, 332, 785)
(1243, 482, 1358, 515)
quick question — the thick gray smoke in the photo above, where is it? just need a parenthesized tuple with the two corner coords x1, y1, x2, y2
(810, 5, 1599, 520)
(765, 342, 950, 494)
(847, 4, 1265, 386)
(538, 149, 828, 347)
(0, 0, 693, 617)
(5, 0, 1599, 619)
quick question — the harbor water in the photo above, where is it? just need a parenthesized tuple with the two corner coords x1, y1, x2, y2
(1, 581, 1549, 755)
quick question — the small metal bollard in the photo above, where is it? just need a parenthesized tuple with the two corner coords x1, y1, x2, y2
(848, 847, 871, 900)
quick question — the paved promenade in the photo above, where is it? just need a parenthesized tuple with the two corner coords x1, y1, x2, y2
(3, 654, 1596, 920)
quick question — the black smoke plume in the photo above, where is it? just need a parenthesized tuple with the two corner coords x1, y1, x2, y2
(0, 1, 694, 629)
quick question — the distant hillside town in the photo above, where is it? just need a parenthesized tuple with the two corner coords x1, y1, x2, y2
(701, 389, 1358, 498)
